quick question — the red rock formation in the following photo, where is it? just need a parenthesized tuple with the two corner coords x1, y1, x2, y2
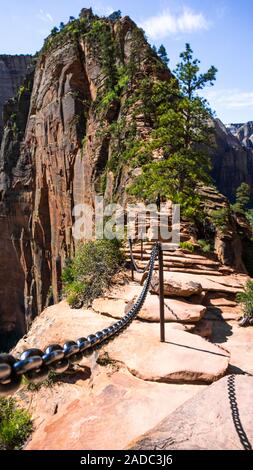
(0, 12, 252, 351)
(0, 14, 171, 349)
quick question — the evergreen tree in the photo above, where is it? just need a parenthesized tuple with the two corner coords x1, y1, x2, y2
(59, 22, 65, 31)
(50, 26, 59, 36)
(158, 44, 169, 66)
(130, 43, 218, 218)
(233, 182, 251, 213)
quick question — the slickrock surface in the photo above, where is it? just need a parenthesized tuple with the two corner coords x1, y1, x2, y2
(104, 322, 230, 384)
(129, 375, 253, 450)
(93, 293, 206, 323)
(13, 302, 110, 356)
(13, 300, 229, 385)
(139, 295, 206, 323)
(212, 321, 253, 375)
(11, 268, 250, 451)
(25, 371, 205, 451)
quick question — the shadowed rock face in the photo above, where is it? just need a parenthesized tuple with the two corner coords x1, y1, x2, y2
(0, 55, 33, 139)
(211, 119, 253, 203)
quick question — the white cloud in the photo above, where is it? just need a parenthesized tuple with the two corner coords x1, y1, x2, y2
(140, 7, 210, 40)
(204, 89, 253, 110)
(92, 2, 114, 16)
(37, 9, 54, 24)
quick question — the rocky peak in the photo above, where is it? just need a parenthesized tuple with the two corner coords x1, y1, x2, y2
(79, 7, 94, 19)
(235, 121, 253, 149)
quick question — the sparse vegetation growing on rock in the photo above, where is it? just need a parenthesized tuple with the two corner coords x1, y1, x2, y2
(179, 242, 195, 253)
(62, 240, 124, 308)
(198, 239, 213, 254)
(0, 398, 32, 450)
(236, 280, 253, 326)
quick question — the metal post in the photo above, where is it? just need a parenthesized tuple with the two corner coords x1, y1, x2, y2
(141, 239, 143, 261)
(158, 242, 165, 342)
(129, 238, 134, 281)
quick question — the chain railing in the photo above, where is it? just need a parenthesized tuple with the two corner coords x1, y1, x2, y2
(129, 238, 165, 343)
(128, 238, 152, 274)
(0, 243, 159, 397)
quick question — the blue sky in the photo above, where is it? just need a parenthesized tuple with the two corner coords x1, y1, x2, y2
(1, 0, 252, 123)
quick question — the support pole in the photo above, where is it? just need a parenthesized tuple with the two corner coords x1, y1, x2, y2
(129, 238, 134, 281)
(141, 239, 143, 261)
(158, 242, 165, 342)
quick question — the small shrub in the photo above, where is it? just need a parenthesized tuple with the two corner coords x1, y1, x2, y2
(179, 241, 195, 253)
(198, 239, 212, 254)
(101, 89, 118, 107)
(236, 280, 253, 326)
(0, 398, 32, 450)
(62, 239, 124, 308)
(17, 85, 26, 100)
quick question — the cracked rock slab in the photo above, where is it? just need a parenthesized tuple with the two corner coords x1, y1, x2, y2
(25, 371, 205, 450)
(128, 375, 253, 450)
(104, 322, 230, 384)
(93, 294, 206, 324)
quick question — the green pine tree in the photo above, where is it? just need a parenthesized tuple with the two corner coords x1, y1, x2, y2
(233, 182, 251, 214)
(129, 43, 217, 219)
(158, 44, 169, 66)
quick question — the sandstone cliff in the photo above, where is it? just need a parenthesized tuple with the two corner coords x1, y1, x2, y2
(0, 55, 33, 139)
(0, 11, 171, 350)
(212, 119, 253, 202)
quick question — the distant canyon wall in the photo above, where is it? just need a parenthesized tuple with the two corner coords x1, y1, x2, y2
(0, 55, 33, 139)
(212, 119, 253, 202)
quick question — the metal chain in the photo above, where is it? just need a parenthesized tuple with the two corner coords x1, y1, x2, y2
(128, 238, 151, 274)
(227, 375, 252, 451)
(0, 243, 158, 397)
(164, 300, 180, 322)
